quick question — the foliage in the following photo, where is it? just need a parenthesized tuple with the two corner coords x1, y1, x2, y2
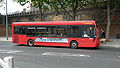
(48, 0, 92, 20)
(0, 0, 4, 2)
(48, 0, 107, 20)
(14, 0, 51, 21)
(14, 0, 120, 21)
(90, 0, 106, 6)
(117, 0, 120, 8)
(0, 0, 4, 7)
(14, 0, 29, 6)
(14, 0, 49, 10)
(110, 0, 120, 9)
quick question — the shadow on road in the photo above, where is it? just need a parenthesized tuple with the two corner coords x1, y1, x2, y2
(14, 44, 120, 52)
(15, 44, 101, 50)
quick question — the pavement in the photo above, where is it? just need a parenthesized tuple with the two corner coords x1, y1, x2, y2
(0, 37, 12, 41)
(100, 39, 120, 48)
(0, 37, 120, 48)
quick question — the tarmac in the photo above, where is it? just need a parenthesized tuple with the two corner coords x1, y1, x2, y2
(0, 37, 120, 48)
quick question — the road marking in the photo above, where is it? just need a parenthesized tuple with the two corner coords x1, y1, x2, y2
(118, 56, 120, 58)
(42, 52, 90, 57)
(0, 49, 23, 54)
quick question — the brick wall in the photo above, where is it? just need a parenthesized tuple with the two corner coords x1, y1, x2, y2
(99, 24, 120, 38)
(0, 25, 12, 37)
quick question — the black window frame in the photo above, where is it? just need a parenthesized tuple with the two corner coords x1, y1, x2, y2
(81, 25, 96, 38)
(26, 26, 36, 37)
(14, 25, 96, 38)
(36, 26, 46, 37)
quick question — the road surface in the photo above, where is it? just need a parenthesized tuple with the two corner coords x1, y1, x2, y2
(0, 41, 120, 68)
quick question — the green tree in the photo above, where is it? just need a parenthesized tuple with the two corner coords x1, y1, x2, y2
(106, 0, 120, 40)
(105, 0, 111, 41)
(0, 0, 4, 7)
(90, 0, 120, 40)
(49, 0, 92, 20)
(15, 0, 107, 21)
(0, 0, 4, 2)
(14, 0, 50, 21)
(49, 0, 107, 20)
(94, 0, 120, 40)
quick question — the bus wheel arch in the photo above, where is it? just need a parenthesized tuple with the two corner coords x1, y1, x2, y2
(27, 39, 34, 47)
(70, 40, 78, 49)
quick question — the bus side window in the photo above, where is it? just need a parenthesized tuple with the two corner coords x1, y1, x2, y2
(67, 26, 80, 37)
(26, 27, 36, 36)
(36, 26, 46, 36)
(14, 26, 21, 34)
(56, 26, 68, 37)
(46, 26, 56, 37)
(21, 26, 27, 34)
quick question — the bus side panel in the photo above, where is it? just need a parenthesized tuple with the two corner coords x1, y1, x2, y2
(12, 25, 27, 45)
(20, 35, 28, 45)
(34, 37, 69, 47)
(94, 38, 100, 47)
(12, 34, 19, 44)
(68, 38, 99, 47)
(12, 35, 27, 45)
(79, 38, 99, 47)
(34, 42, 69, 47)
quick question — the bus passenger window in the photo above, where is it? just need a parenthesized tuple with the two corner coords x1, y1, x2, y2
(46, 26, 56, 37)
(21, 27, 27, 34)
(67, 26, 81, 37)
(36, 26, 45, 36)
(14, 26, 22, 34)
(56, 26, 67, 37)
(26, 27, 36, 36)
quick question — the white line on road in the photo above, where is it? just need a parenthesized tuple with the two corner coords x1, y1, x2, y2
(42, 52, 90, 57)
(118, 56, 120, 58)
(0, 49, 23, 54)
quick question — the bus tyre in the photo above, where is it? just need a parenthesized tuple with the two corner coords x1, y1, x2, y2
(70, 41, 78, 49)
(28, 39, 34, 47)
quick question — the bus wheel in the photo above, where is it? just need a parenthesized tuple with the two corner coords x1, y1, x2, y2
(70, 41, 78, 49)
(28, 39, 34, 47)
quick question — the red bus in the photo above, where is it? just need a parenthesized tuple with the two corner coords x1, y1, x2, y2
(12, 21, 100, 48)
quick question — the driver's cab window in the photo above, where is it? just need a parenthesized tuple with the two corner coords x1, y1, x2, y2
(82, 25, 95, 38)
